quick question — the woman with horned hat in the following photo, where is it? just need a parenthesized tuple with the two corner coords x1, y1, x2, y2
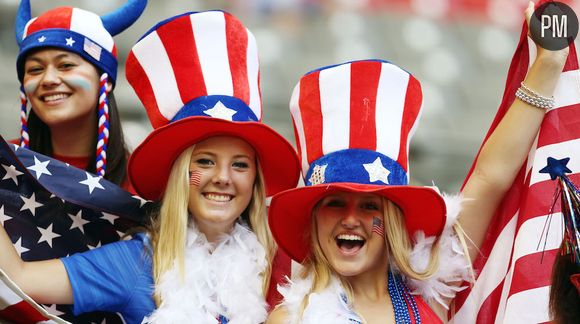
(12, 0, 146, 188)
(267, 2, 570, 323)
(0, 10, 300, 324)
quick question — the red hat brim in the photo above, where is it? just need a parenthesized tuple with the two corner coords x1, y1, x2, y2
(129, 117, 300, 200)
(268, 182, 446, 263)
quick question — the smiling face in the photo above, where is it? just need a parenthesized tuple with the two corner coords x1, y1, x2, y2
(187, 136, 257, 237)
(314, 192, 389, 277)
(22, 48, 103, 129)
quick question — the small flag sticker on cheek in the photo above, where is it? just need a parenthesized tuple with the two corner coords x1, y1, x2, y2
(372, 217, 385, 237)
(189, 170, 201, 187)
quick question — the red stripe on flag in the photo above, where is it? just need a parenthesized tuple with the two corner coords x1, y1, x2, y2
(225, 13, 250, 106)
(26, 7, 73, 35)
(126, 51, 169, 128)
(299, 71, 324, 165)
(563, 43, 579, 72)
(0, 301, 49, 324)
(157, 15, 207, 106)
(348, 61, 379, 149)
(475, 282, 505, 324)
(397, 75, 422, 171)
(507, 249, 558, 297)
(538, 104, 580, 147)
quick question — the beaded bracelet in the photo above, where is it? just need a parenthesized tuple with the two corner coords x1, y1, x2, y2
(515, 82, 555, 109)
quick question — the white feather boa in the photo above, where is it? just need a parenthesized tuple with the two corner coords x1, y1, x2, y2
(406, 193, 472, 308)
(146, 222, 268, 324)
(278, 276, 362, 324)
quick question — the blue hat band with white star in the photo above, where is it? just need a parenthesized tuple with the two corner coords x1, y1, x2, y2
(17, 29, 118, 85)
(171, 95, 259, 123)
(305, 149, 408, 187)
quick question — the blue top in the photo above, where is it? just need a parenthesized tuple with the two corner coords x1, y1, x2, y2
(61, 233, 155, 324)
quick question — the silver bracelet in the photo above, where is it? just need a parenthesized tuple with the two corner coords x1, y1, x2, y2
(516, 82, 555, 110)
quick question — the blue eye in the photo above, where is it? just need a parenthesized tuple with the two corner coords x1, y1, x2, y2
(362, 202, 380, 211)
(196, 158, 214, 166)
(324, 198, 345, 208)
(233, 161, 249, 169)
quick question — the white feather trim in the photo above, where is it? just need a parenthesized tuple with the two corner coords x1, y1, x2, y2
(146, 223, 268, 324)
(279, 276, 361, 324)
(407, 193, 472, 309)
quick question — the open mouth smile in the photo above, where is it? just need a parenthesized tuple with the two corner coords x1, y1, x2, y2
(41, 93, 70, 103)
(335, 233, 366, 255)
(203, 193, 234, 202)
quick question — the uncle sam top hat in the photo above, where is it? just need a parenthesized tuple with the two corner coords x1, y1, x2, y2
(126, 10, 300, 200)
(269, 59, 447, 262)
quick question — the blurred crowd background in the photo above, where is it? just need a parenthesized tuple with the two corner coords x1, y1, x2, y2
(1, 0, 578, 193)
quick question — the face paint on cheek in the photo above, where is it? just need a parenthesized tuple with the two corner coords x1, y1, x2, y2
(189, 170, 201, 187)
(23, 80, 39, 94)
(372, 217, 385, 237)
(63, 76, 93, 91)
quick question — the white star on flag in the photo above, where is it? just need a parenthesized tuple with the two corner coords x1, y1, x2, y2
(11, 144, 19, 151)
(20, 193, 43, 216)
(65, 37, 75, 46)
(13, 237, 29, 256)
(363, 157, 390, 184)
(88, 241, 101, 250)
(42, 304, 65, 316)
(101, 212, 118, 225)
(0, 206, 11, 225)
(68, 210, 90, 234)
(79, 172, 104, 194)
(132, 195, 150, 207)
(37, 36, 46, 43)
(203, 101, 237, 121)
(27, 156, 52, 179)
(2, 163, 24, 185)
(37, 224, 60, 248)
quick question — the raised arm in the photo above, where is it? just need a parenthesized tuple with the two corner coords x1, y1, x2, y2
(459, 1, 570, 261)
(0, 224, 73, 304)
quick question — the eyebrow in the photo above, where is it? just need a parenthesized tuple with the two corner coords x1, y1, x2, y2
(192, 151, 253, 160)
(26, 53, 73, 63)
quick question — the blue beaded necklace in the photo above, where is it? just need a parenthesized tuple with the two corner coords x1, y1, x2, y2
(346, 272, 421, 324)
(388, 271, 421, 324)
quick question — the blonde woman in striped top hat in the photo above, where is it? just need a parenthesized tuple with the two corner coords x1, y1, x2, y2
(267, 2, 569, 323)
(0, 10, 300, 323)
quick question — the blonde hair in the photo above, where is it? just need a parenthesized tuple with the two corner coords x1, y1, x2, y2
(296, 196, 441, 317)
(150, 145, 274, 305)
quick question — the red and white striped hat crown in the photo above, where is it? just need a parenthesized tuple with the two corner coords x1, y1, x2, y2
(269, 60, 447, 263)
(126, 10, 262, 129)
(126, 10, 300, 200)
(291, 59, 423, 187)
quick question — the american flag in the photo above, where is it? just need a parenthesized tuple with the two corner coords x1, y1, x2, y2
(451, 8, 580, 324)
(0, 135, 150, 323)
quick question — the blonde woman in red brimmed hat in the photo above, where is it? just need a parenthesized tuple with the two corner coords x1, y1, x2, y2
(267, 3, 569, 323)
(0, 10, 300, 323)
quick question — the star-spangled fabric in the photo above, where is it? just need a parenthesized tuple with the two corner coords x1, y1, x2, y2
(0, 135, 150, 323)
(452, 4, 580, 323)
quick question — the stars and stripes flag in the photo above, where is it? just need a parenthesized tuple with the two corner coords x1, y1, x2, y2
(451, 6, 580, 324)
(0, 135, 150, 323)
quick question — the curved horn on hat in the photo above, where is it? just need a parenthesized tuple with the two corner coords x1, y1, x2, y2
(101, 0, 147, 36)
(15, 0, 31, 46)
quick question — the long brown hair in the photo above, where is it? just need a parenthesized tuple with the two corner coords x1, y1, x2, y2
(549, 245, 580, 324)
(28, 91, 129, 185)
